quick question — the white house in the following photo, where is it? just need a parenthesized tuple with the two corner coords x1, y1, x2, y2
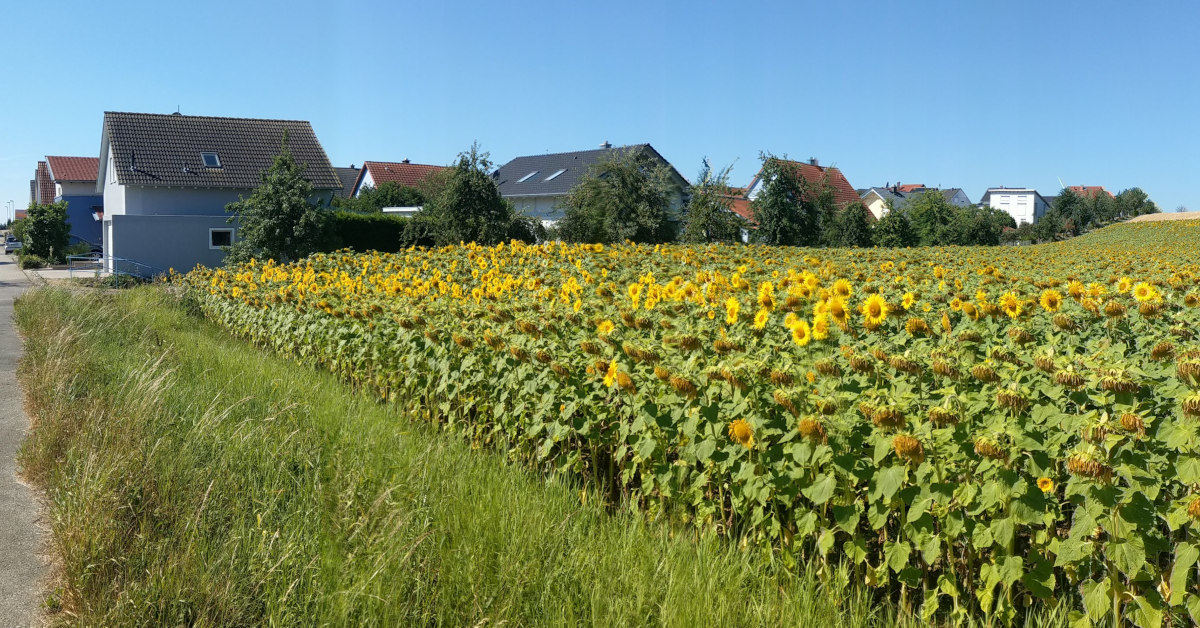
(860, 185, 972, 220)
(493, 143, 689, 227)
(350, 160, 447, 197)
(96, 111, 343, 275)
(979, 187, 1050, 226)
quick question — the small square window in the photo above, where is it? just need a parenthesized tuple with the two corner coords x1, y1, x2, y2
(201, 152, 221, 168)
(210, 228, 233, 249)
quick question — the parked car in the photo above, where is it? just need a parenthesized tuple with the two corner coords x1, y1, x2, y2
(4, 237, 21, 254)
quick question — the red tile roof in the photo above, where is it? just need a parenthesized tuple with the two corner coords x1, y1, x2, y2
(46, 155, 100, 182)
(751, 160, 861, 207)
(1067, 185, 1113, 199)
(726, 195, 754, 222)
(35, 161, 54, 205)
(897, 183, 925, 193)
(358, 161, 447, 192)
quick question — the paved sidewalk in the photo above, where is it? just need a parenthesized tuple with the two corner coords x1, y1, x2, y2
(0, 253, 47, 627)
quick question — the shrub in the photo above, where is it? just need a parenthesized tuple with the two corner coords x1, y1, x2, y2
(19, 253, 48, 269)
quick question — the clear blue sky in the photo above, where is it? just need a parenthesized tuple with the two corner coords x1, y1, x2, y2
(3, 0, 1198, 223)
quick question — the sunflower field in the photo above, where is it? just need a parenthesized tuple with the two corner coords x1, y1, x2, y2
(178, 220, 1200, 625)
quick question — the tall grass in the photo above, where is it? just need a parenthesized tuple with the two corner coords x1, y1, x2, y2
(16, 286, 1073, 626)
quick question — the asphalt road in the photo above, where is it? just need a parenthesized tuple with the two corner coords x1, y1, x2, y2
(0, 254, 46, 627)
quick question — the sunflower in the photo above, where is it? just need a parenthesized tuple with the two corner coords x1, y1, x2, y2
(791, 320, 812, 346)
(1132, 282, 1160, 303)
(725, 297, 740, 325)
(812, 314, 830, 341)
(832, 278, 852, 298)
(758, 282, 776, 310)
(728, 419, 754, 448)
(829, 298, 851, 330)
(1037, 477, 1054, 493)
(1039, 289, 1063, 312)
(753, 308, 770, 330)
(902, 292, 916, 310)
(861, 294, 889, 329)
(999, 292, 1022, 319)
(597, 320, 615, 335)
(1067, 280, 1085, 300)
(603, 359, 618, 388)
(1117, 277, 1133, 293)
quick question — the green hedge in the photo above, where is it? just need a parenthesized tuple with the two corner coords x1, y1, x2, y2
(323, 211, 432, 253)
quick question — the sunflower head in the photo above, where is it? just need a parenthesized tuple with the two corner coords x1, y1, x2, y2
(728, 419, 755, 449)
(1037, 477, 1054, 493)
(861, 294, 889, 329)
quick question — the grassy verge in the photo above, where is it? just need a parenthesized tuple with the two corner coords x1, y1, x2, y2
(15, 286, 1073, 626)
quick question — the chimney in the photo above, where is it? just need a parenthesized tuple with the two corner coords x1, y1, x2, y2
(808, 157, 818, 166)
(600, 141, 612, 149)
(402, 158, 410, 164)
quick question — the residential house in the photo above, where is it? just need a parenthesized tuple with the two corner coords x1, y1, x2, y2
(1066, 185, 1113, 199)
(860, 184, 972, 220)
(31, 161, 54, 206)
(493, 143, 690, 226)
(979, 187, 1051, 226)
(723, 158, 862, 224)
(351, 160, 447, 197)
(97, 111, 342, 274)
(333, 165, 361, 199)
(46, 155, 103, 246)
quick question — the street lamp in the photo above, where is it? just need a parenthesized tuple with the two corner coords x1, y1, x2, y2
(5, 201, 12, 226)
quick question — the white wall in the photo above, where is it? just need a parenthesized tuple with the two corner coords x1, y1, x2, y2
(103, 147, 126, 216)
(509, 195, 566, 224)
(57, 181, 96, 196)
(863, 193, 888, 220)
(355, 170, 375, 196)
(987, 191, 1038, 225)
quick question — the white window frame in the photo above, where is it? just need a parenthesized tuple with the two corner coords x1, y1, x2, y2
(209, 228, 234, 249)
(201, 152, 222, 168)
(517, 170, 539, 183)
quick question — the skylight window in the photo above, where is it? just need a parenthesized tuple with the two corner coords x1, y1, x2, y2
(517, 170, 539, 183)
(545, 168, 567, 181)
(201, 152, 221, 168)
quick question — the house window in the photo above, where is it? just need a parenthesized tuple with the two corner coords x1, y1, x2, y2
(544, 168, 567, 181)
(517, 170, 539, 183)
(209, 228, 233, 249)
(201, 152, 222, 168)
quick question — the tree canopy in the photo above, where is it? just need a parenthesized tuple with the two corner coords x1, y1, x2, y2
(24, 201, 71, 260)
(225, 137, 324, 264)
(417, 143, 539, 246)
(749, 156, 827, 246)
(556, 148, 679, 244)
(679, 159, 746, 244)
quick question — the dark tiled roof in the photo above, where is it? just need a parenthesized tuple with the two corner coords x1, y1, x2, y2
(495, 144, 686, 197)
(102, 111, 342, 190)
(358, 161, 446, 192)
(35, 161, 54, 204)
(333, 166, 360, 198)
(46, 156, 99, 182)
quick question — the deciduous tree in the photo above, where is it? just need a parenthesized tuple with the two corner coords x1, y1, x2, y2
(679, 159, 745, 244)
(558, 148, 679, 244)
(225, 135, 324, 264)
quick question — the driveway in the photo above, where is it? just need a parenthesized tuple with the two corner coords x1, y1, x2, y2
(0, 253, 47, 626)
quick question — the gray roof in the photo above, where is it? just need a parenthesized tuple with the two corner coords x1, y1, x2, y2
(333, 166, 361, 198)
(494, 144, 687, 197)
(863, 186, 970, 208)
(100, 111, 343, 190)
